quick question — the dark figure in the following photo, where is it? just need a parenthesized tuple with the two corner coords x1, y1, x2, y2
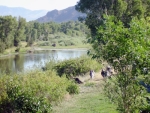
(140, 110, 150, 113)
(74, 78, 83, 84)
(101, 69, 106, 78)
(139, 81, 150, 93)
(41, 67, 47, 71)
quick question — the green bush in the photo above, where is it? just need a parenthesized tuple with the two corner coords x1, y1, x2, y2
(67, 82, 79, 94)
(37, 41, 51, 46)
(63, 40, 74, 46)
(59, 42, 65, 46)
(0, 70, 78, 112)
(52, 56, 101, 78)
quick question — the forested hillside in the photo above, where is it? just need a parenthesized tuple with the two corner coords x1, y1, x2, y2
(0, 15, 89, 53)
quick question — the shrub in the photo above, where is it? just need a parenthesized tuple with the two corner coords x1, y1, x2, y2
(64, 40, 73, 46)
(0, 70, 78, 112)
(67, 82, 79, 94)
(37, 41, 51, 46)
(59, 41, 65, 46)
(52, 56, 101, 78)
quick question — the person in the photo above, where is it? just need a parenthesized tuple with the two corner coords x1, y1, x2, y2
(90, 70, 95, 79)
(106, 65, 113, 77)
(101, 69, 106, 78)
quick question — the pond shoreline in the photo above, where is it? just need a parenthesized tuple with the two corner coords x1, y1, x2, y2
(34, 47, 88, 51)
(0, 47, 88, 58)
(0, 48, 88, 74)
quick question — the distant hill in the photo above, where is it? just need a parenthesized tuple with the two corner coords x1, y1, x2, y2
(36, 6, 86, 23)
(0, 5, 48, 21)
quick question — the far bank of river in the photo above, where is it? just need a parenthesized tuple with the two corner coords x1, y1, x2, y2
(0, 48, 88, 74)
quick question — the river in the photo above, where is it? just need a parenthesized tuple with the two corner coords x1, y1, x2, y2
(0, 49, 87, 74)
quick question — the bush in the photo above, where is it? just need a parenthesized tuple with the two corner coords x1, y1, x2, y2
(63, 40, 73, 46)
(67, 82, 79, 94)
(0, 70, 78, 112)
(52, 56, 101, 78)
(37, 41, 51, 46)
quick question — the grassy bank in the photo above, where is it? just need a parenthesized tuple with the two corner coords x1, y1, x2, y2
(0, 42, 30, 57)
(53, 74, 118, 113)
(36, 44, 90, 49)
(0, 41, 90, 58)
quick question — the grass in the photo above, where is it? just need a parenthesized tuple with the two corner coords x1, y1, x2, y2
(37, 44, 91, 49)
(52, 78, 118, 113)
(0, 41, 30, 57)
(35, 35, 91, 49)
(0, 40, 91, 57)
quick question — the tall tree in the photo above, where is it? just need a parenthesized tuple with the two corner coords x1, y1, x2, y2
(94, 16, 150, 112)
(0, 16, 17, 51)
(14, 16, 26, 46)
(75, 0, 150, 35)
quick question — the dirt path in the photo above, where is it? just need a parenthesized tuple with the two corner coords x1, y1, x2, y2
(78, 71, 104, 83)
(52, 71, 115, 113)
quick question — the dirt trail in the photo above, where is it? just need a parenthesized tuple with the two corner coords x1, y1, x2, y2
(52, 72, 106, 113)
(78, 71, 104, 83)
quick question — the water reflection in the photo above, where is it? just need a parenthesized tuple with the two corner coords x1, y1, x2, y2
(0, 49, 87, 74)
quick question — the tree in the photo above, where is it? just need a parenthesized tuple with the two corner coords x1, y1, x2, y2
(0, 16, 17, 50)
(92, 16, 150, 112)
(75, 0, 150, 35)
(14, 17, 26, 46)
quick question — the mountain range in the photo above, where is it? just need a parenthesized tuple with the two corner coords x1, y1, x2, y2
(36, 6, 85, 23)
(0, 5, 48, 22)
(0, 5, 85, 23)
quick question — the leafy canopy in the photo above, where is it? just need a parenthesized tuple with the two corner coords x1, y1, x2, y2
(93, 16, 150, 112)
(76, 0, 150, 34)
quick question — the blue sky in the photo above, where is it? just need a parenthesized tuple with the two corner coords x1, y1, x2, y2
(0, 0, 79, 11)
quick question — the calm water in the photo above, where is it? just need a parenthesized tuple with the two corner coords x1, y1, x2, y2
(0, 49, 87, 74)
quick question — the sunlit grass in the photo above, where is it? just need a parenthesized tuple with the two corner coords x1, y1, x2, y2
(53, 81, 118, 113)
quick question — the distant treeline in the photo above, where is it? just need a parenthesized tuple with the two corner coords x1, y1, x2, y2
(0, 15, 89, 53)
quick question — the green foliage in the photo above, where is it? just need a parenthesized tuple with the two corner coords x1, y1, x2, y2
(0, 15, 89, 53)
(0, 16, 18, 51)
(36, 35, 87, 47)
(53, 80, 118, 113)
(14, 16, 26, 47)
(0, 40, 6, 53)
(66, 82, 79, 94)
(0, 70, 78, 112)
(27, 21, 89, 43)
(47, 56, 101, 78)
(92, 16, 150, 112)
(75, 0, 150, 35)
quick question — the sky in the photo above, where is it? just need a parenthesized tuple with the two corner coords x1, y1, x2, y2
(0, 0, 80, 11)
